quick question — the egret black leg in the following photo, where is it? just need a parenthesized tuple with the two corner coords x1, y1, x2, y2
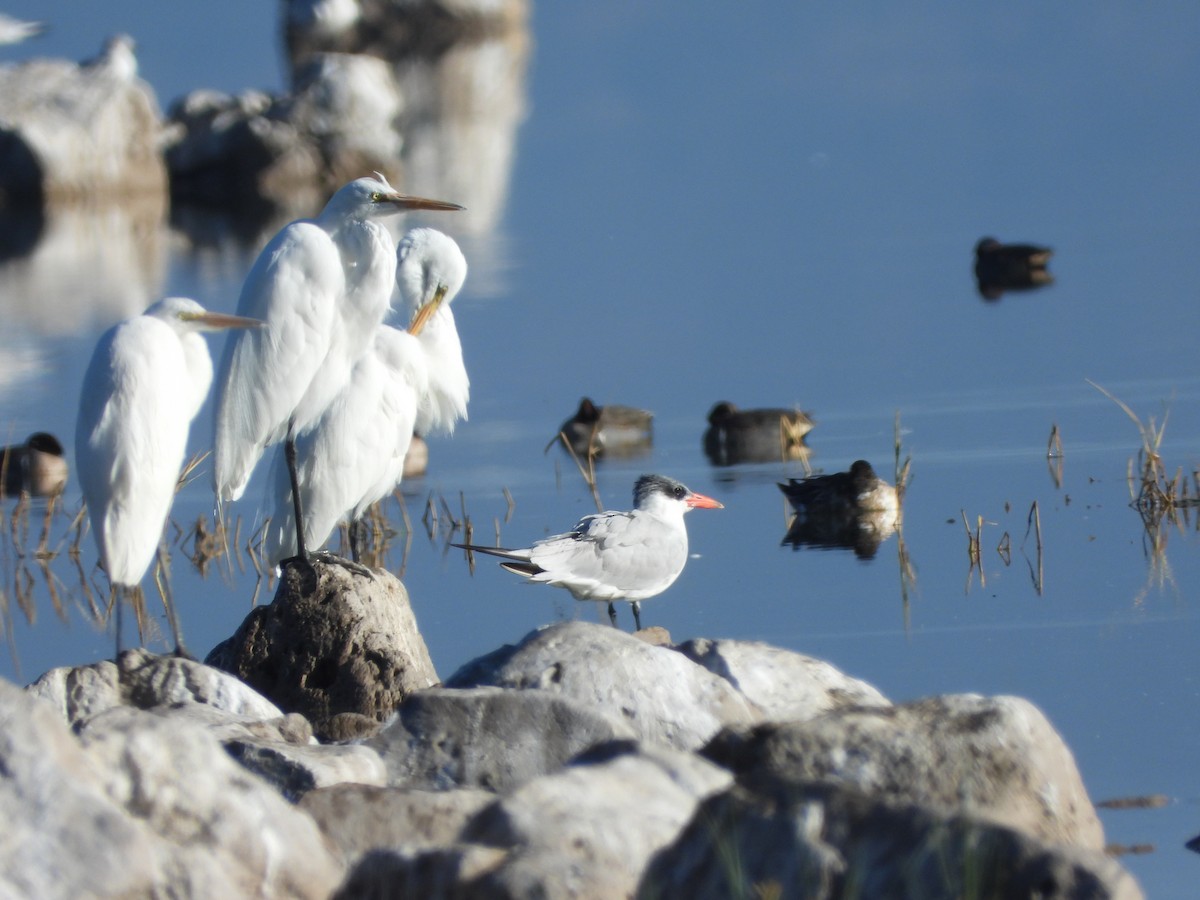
(284, 419, 309, 562)
(607, 601, 618, 628)
(631, 600, 642, 631)
(349, 517, 362, 563)
(113, 585, 124, 659)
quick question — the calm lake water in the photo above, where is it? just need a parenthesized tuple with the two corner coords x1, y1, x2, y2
(2, 3, 1199, 895)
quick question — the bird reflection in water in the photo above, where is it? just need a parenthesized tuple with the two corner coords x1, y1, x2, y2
(703, 401, 813, 467)
(779, 460, 901, 560)
(973, 237, 1054, 301)
(546, 397, 654, 461)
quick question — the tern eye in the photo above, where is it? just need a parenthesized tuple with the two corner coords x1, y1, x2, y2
(673, 485, 686, 499)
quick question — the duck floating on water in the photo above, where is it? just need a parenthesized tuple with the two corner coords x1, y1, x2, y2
(703, 401, 813, 466)
(973, 236, 1054, 301)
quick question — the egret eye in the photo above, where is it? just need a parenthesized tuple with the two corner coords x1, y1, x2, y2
(371, 191, 383, 202)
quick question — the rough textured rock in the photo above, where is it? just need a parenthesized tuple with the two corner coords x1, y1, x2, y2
(640, 780, 1143, 900)
(27, 648, 284, 728)
(301, 783, 495, 865)
(163, 87, 323, 209)
(224, 733, 387, 799)
(367, 685, 637, 791)
(284, 0, 531, 73)
(284, 52, 405, 184)
(703, 693, 1105, 851)
(334, 741, 733, 899)
(0, 679, 162, 898)
(0, 37, 167, 202)
(207, 561, 438, 739)
(447, 621, 760, 752)
(675, 637, 891, 721)
(78, 705, 344, 898)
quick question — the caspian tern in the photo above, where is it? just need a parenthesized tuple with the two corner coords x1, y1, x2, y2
(453, 474, 723, 630)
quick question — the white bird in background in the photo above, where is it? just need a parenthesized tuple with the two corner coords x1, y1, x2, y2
(75, 297, 262, 653)
(265, 227, 470, 565)
(0, 12, 46, 45)
(454, 474, 723, 630)
(212, 174, 461, 563)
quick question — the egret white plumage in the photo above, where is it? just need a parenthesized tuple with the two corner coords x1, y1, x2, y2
(211, 174, 461, 563)
(75, 297, 262, 651)
(398, 227, 470, 432)
(265, 227, 470, 565)
(454, 474, 723, 630)
(0, 13, 46, 45)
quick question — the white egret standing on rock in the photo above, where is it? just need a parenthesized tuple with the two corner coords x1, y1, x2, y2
(76, 297, 263, 654)
(264, 227, 470, 565)
(211, 174, 461, 565)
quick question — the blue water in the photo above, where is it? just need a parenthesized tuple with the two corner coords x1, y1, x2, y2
(2, 3, 1199, 895)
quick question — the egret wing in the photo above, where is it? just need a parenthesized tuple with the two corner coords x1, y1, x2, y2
(213, 222, 343, 501)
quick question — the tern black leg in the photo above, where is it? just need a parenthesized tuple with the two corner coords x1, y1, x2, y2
(631, 601, 642, 631)
(607, 601, 618, 628)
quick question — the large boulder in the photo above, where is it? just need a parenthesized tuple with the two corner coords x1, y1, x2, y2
(207, 561, 438, 739)
(366, 685, 637, 791)
(675, 637, 890, 721)
(640, 779, 1142, 900)
(704, 693, 1106, 850)
(0, 676, 344, 898)
(446, 621, 760, 751)
(0, 36, 167, 203)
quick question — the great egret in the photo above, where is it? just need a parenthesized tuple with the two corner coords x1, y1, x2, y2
(397, 227, 470, 435)
(264, 227, 470, 565)
(211, 174, 461, 562)
(75, 297, 262, 652)
(453, 475, 723, 631)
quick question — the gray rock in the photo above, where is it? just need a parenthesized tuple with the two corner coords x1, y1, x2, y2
(223, 735, 387, 800)
(78, 705, 344, 898)
(447, 621, 760, 751)
(300, 783, 495, 864)
(284, 52, 405, 185)
(0, 36, 166, 202)
(675, 637, 890, 720)
(207, 561, 438, 739)
(367, 684, 638, 791)
(461, 744, 731, 898)
(704, 693, 1106, 850)
(640, 780, 1143, 900)
(336, 742, 732, 899)
(0, 678, 162, 899)
(27, 648, 284, 728)
(164, 88, 323, 209)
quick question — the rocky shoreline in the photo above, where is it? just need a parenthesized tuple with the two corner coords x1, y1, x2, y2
(2, 563, 1141, 898)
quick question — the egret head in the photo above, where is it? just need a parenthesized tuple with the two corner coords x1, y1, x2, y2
(323, 174, 463, 222)
(146, 297, 264, 333)
(397, 227, 468, 327)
